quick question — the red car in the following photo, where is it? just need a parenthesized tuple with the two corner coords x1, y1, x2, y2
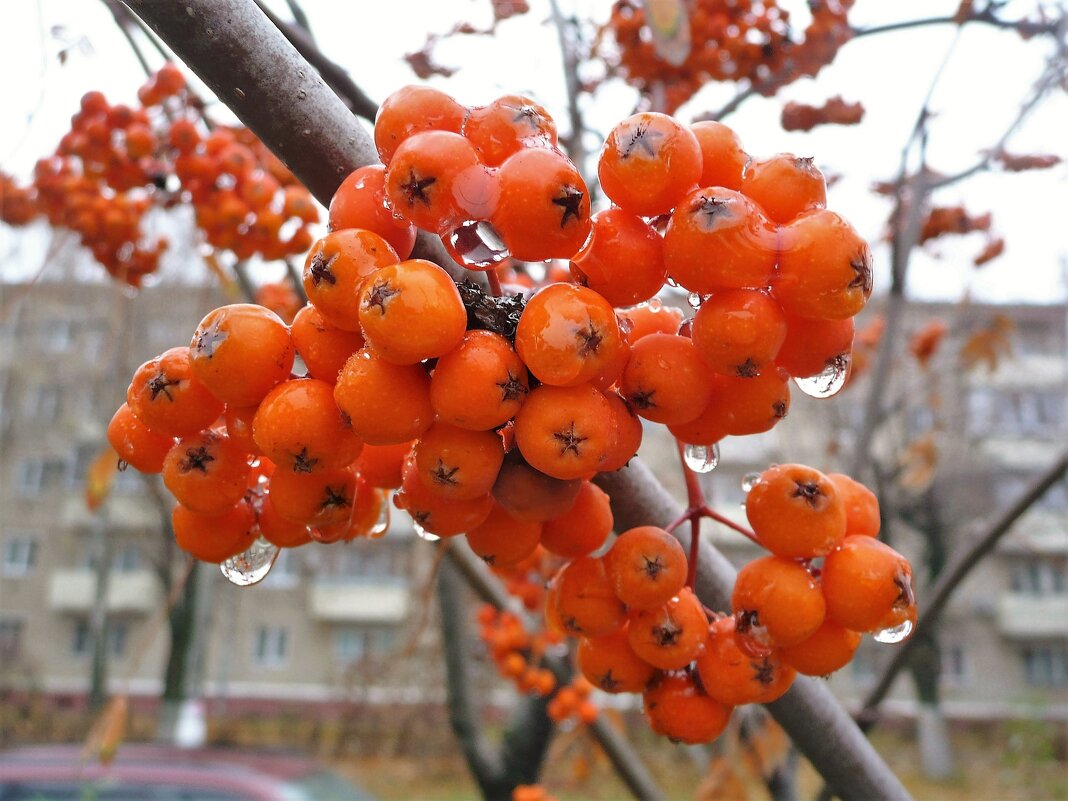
(0, 744, 377, 800)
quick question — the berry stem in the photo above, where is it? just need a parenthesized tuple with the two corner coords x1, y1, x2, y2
(486, 268, 503, 298)
(675, 439, 706, 590)
(702, 505, 760, 545)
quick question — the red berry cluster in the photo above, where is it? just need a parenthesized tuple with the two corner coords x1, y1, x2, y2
(1, 65, 317, 285)
(599, 0, 854, 113)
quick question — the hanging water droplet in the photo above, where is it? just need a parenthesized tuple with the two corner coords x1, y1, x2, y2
(369, 491, 390, 539)
(873, 619, 913, 644)
(683, 441, 720, 473)
(442, 220, 510, 270)
(220, 536, 279, 586)
(413, 519, 440, 542)
(687, 291, 702, 309)
(792, 353, 851, 399)
(665, 276, 679, 288)
(741, 472, 763, 493)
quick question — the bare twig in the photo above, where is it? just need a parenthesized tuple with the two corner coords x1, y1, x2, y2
(547, 0, 588, 178)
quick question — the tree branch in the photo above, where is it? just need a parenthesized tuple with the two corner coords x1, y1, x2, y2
(547, 0, 588, 179)
(858, 448, 1068, 720)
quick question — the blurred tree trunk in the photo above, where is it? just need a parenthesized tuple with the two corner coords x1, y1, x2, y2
(88, 509, 113, 712)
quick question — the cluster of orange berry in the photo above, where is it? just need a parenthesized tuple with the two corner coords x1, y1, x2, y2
(1, 65, 317, 285)
(600, 0, 854, 113)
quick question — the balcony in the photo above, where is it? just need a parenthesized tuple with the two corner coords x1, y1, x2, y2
(61, 495, 158, 529)
(996, 594, 1068, 638)
(48, 569, 159, 614)
(307, 579, 410, 624)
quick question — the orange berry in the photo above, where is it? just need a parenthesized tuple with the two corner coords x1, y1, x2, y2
(598, 112, 702, 216)
(691, 120, 747, 190)
(394, 460, 494, 537)
(577, 626, 657, 693)
(745, 463, 846, 558)
(290, 303, 364, 384)
(600, 392, 643, 472)
(354, 441, 413, 489)
(374, 85, 467, 165)
(413, 422, 504, 501)
(741, 154, 827, 224)
(430, 330, 529, 430)
(695, 616, 796, 706)
(267, 466, 358, 527)
(492, 148, 591, 261)
(491, 452, 582, 523)
(822, 536, 915, 634)
(252, 378, 364, 474)
(604, 526, 687, 611)
(126, 346, 225, 438)
(257, 494, 313, 548)
(779, 620, 862, 677)
(692, 289, 787, 377)
(189, 304, 295, 407)
(466, 502, 543, 568)
(618, 300, 684, 342)
(162, 431, 250, 515)
(774, 210, 873, 320)
(303, 229, 399, 332)
(827, 473, 880, 538)
(333, 347, 434, 445)
(643, 671, 732, 744)
(107, 403, 174, 473)
(627, 587, 708, 670)
(463, 94, 557, 167)
(775, 313, 854, 379)
(329, 165, 417, 259)
(569, 209, 666, 307)
(552, 556, 627, 638)
(514, 384, 613, 480)
(732, 556, 826, 648)
(358, 259, 467, 365)
(663, 188, 776, 294)
(620, 333, 713, 425)
(172, 499, 256, 563)
(516, 283, 622, 387)
(540, 481, 613, 558)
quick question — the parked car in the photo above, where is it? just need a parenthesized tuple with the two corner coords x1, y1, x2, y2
(0, 744, 377, 801)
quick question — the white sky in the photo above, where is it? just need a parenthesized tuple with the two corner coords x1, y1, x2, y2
(1, 0, 1065, 302)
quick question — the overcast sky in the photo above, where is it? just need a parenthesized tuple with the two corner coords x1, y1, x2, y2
(1, 0, 1065, 302)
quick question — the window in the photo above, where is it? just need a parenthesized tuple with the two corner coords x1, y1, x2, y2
(17, 457, 69, 496)
(334, 626, 396, 666)
(71, 620, 129, 658)
(262, 548, 300, 588)
(2, 535, 38, 577)
(23, 385, 62, 423)
(941, 642, 969, 687)
(44, 320, 75, 353)
(253, 625, 289, 667)
(1022, 645, 1068, 687)
(113, 544, 142, 572)
(0, 619, 23, 660)
(1010, 559, 1067, 596)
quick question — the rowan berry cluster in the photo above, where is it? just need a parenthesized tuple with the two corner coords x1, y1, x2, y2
(1, 65, 317, 285)
(106, 85, 910, 754)
(600, 0, 854, 113)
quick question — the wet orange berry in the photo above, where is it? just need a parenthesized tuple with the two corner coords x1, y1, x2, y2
(827, 473, 880, 538)
(162, 430, 250, 515)
(354, 441, 413, 489)
(598, 112, 702, 217)
(692, 289, 787, 377)
(642, 671, 732, 744)
(732, 556, 826, 648)
(491, 451, 582, 522)
(552, 556, 627, 638)
(107, 403, 174, 473)
(189, 304, 295, 407)
(430, 330, 529, 430)
(605, 526, 687, 611)
(779, 620, 862, 677)
(627, 587, 708, 670)
(775, 313, 854, 379)
(691, 120, 747, 190)
(358, 259, 467, 364)
(329, 165, 417, 259)
(570, 209, 666, 307)
(394, 460, 494, 537)
(303, 229, 399, 332)
(223, 404, 260, 456)
(745, 463, 846, 558)
(257, 494, 314, 548)
(822, 536, 915, 634)
(619, 300, 684, 342)
(515, 283, 623, 387)
(374, 85, 467, 165)
(600, 392, 643, 472)
(127, 346, 224, 438)
(514, 384, 613, 480)
(290, 303, 364, 383)
(540, 481, 613, 558)
(463, 94, 557, 167)
(741, 154, 827, 224)
(333, 348, 434, 445)
(695, 616, 796, 706)
(268, 466, 358, 527)
(465, 502, 543, 567)
(492, 147, 591, 261)
(413, 422, 504, 501)
(620, 333, 713, 425)
(253, 378, 364, 474)
(577, 626, 657, 693)
(774, 210, 873, 320)
(172, 498, 256, 563)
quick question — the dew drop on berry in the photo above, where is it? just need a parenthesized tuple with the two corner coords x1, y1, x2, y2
(442, 220, 510, 270)
(369, 490, 391, 539)
(792, 353, 851, 399)
(220, 536, 279, 586)
(413, 519, 440, 542)
(741, 472, 762, 494)
(683, 441, 720, 473)
(873, 618, 913, 644)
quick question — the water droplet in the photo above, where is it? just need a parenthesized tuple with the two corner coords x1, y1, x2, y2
(665, 276, 679, 288)
(442, 220, 509, 270)
(741, 472, 763, 493)
(873, 619, 913, 644)
(220, 536, 279, 586)
(683, 441, 720, 473)
(687, 292, 702, 309)
(792, 354, 851, 399)
(369, 491, 390, 539)
(413, 520, 440, 542)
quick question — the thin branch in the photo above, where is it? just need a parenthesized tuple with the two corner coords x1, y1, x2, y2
(283, 0, 315, 42)
(102, 0, 152, 75)
(852, 7, 1063, 40)
(858, 449, 1068, 720)
(547, 0, 588, 178)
